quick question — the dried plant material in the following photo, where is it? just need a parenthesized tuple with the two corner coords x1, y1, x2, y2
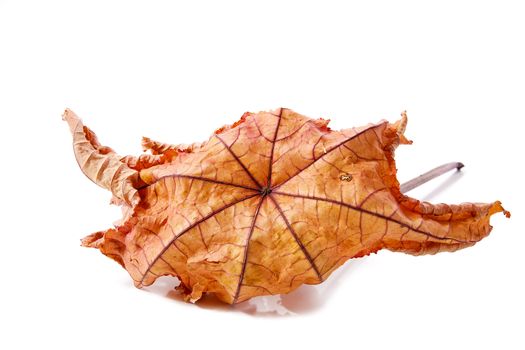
(63, 108, 509, 304)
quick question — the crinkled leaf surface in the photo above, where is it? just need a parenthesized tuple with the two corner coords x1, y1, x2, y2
(64, 108, 509, 304)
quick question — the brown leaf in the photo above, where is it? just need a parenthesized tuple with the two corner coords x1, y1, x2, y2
(64, 107, 509, 304)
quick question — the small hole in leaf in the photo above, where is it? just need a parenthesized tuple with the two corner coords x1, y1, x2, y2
(340, 173, 353, 182)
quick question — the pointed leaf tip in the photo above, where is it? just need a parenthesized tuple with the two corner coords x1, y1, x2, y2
(491, 201, 511, 218)
(62, 108, 140, 207)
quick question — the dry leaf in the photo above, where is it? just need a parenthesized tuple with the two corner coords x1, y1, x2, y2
(63, 108, 509, 304)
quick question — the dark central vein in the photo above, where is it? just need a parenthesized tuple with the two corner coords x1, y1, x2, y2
(269, 194, 323, 281)
(266, 108, 283, 187)
(215, 134, 262, 189)
(271, 123, 385, 191)
(272, 191, 473, 244)
(139, 192, 260, 285)
(151, 174, 259, 191)
(233, 196, 265, 303)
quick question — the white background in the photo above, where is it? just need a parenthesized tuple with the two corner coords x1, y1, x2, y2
(1, 1, 523, 349)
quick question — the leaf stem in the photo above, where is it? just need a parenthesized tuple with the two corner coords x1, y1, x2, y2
(400, 162, 464, 194)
